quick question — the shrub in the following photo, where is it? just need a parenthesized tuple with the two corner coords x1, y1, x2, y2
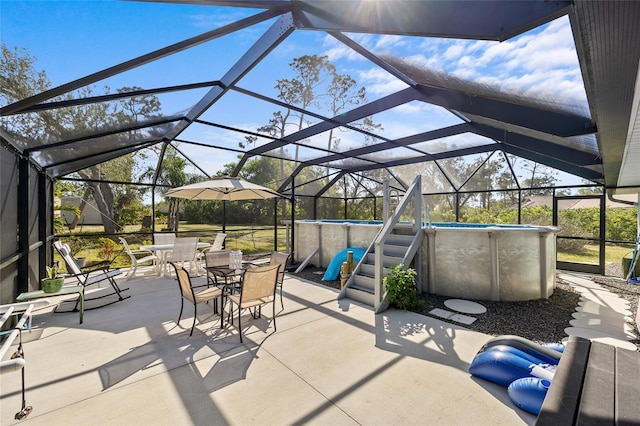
(97, 237, 121, 263)
(384, 264, 423, 311)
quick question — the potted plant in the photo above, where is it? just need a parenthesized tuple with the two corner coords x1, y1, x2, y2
(41, 266, 65, 293)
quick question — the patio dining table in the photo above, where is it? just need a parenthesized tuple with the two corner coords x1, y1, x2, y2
(205, 264, 247, 295)
(140, 242, 210, 277)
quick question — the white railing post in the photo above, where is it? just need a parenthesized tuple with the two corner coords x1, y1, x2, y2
(383, 180, 389, 223)
(374, 240, 382, 307)
(372, 175, 422, 311)
(413, 175, 421, 232)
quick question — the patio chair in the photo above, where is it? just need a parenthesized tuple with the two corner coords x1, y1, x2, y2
(210, 232, 227, 252)
(204, 250, 245, 294)
(224, 264, 280, 343)
(269, 251, 291, 309)
(171, 262, 223, 336)
(118, 237, 159, 279)
(53, 240, 129, 309)
(153, 232, 176, 245)
(167, 237, 199, 276)
(153, 232, 176, 276)
(196, 232, 227, 270)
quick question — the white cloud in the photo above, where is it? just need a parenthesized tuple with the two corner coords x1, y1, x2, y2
(374, 35, 408, 50)
(443, 43, 465, 61)
(358, 68, 409, 96)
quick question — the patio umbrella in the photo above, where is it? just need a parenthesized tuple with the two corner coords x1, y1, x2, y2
(165, 176, 285, 233)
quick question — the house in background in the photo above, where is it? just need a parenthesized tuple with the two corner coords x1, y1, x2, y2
(56, 196, 103, 227)
(521, 194, 638, 210)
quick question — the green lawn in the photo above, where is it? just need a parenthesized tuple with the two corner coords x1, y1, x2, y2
(557, 243, 635, 267)
(55, 223, 288, 272)
(57, 223, 637, 275)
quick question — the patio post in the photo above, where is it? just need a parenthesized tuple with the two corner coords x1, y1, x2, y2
(290, 177, 295, 262)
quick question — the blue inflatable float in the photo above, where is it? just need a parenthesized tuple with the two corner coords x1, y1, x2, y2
(469, 335, 562, 415)
(508, 377, 551, 415)
(322, 248, 366, 281)
(479, 335, 562, 365)
(468, 349, 555, 387)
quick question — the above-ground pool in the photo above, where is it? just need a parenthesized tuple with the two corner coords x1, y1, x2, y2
(294, 220, 557, 301)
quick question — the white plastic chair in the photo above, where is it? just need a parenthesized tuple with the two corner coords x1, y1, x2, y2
(197, 232, 227, 271)
(168, 237, 199, 276)
(153, 233, 176, 276)
(119, 237, 159, 279)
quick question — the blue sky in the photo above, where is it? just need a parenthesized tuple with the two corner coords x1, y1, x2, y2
(2, 0, 590, 188)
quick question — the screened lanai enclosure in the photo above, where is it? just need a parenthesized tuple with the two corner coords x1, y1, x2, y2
(2, 0, 640, 304)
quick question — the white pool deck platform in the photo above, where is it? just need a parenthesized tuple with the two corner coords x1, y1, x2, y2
(1, 267, 544, 426)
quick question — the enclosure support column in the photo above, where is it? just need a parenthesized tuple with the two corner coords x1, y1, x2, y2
(273, 198, 278, 252)
(598, 195, 605, 275)
(290, 178, 295, 262)
(383, 180, 389, 222)
(151, 189, 156, 234)
(373, 197, 377, 221)
(38, 173, 48, 287)
(17, 158, 30, 294)
(313, 197, 317, 220)
(517, 190, 522, 224)
(637, 191, 640, 236)
(488, 228, 501, 301)
(344, 197, 348, 220)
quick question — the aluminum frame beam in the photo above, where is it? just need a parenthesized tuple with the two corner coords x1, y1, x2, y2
(470, 123, 601, 167)
(293, 0, 572, 41)
(500, 143, 603, 181)
(246, 87, 418, 156)
(161, 13, 296, 142)
(44, 140, 161, 178)
(415, 84, 596, 138)
(0, 8, 285, 116)
(4, 82, 222, 115)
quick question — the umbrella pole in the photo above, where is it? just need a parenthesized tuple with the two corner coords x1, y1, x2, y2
(222, 200, 226, 235)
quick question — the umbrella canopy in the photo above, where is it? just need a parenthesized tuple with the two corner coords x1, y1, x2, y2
(165, 177, 284, 201)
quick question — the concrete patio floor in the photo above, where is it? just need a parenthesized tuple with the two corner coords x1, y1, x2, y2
(1, 268, 536, 425)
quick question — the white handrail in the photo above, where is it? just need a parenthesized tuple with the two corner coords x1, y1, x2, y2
(0, 305, 34, 365)
(373, 175, 422, 309)
(0, 299, 49, 371)
(1, 306, 15, 329)
(0, 299, 51, 315)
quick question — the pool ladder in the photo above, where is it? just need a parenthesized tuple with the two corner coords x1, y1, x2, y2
(339, 176, 423, 312)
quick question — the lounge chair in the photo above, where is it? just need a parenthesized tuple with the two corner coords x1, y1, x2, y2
(53, 240, 129, 309)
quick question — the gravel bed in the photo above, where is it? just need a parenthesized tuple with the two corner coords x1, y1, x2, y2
(291, 265, 640, 351)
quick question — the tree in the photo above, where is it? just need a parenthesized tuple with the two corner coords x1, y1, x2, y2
(145, 145, 193, 232)
(2, 44, 163, 233)
(510, 155, 558, 195)
(247, 54, 382, 219)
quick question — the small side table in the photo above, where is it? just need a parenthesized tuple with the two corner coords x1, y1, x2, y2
(16, 285, 85, 324)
